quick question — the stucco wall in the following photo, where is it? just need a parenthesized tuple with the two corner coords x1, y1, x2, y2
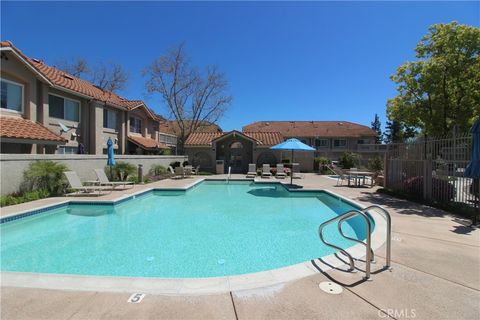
(0, 154, 187, 195)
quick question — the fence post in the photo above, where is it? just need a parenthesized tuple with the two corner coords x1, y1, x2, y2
(383, 150, 389, 188)
(423, 159, 433, 201)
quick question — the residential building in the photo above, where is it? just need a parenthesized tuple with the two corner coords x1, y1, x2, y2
(243, 121, 386, 161)
(184, 130, 286, 173)
(0, 41, 174, 155)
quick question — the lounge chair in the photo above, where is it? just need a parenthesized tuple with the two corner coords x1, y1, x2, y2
(246, 164, 257, 178)
(94, 169, 135, 189)
(175, 166, 185, 179)
(64, 171, 111, 196)
(330, 166, 351, 186)
(262, 164, 272, 178)
(276, 164, 287, 179)
(168, 166, 183, 179)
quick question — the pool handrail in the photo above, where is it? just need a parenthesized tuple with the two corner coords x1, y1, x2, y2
(318, 209, 372, 279)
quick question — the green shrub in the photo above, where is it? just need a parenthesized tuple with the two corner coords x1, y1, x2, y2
(197, 171, 213, 176)
(339, 152, 359, 169)
(368, 156, 383, 172)
(161, 149, 172, 155)
(149, 164, 167, 176)
(127, 175, 153, 184)
(23, 160, 68, 195)
(107, 161, 136, 181)
(314, 157, 330, 173)
(0, 189, 50, 207)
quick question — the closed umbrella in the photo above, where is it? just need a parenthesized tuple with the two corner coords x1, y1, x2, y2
(77, 143, 85, 155)
(107, 137, 116, 179)
(465, 118, 480, 224)
(271, 138, 315, 185)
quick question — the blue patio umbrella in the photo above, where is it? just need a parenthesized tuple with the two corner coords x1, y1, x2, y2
(107, 137, 116, 178)
(271, 138, 316, 185)
(465, 118, 480, 219)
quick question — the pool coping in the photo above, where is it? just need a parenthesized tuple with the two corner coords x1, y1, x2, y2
(0, 178, 388, 295)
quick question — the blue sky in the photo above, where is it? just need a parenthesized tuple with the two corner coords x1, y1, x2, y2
(1, 1, 479, 131)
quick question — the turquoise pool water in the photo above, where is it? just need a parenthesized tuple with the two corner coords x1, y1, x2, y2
(0, 181, 370, 278)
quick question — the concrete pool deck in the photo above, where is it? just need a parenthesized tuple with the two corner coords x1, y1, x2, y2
(1, 174, 479, 319)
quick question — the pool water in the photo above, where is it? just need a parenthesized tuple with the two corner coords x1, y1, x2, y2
(0, 181, 370, 278)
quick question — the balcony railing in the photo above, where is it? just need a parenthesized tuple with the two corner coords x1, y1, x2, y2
(356, 144, 388, 152)
(158, 132, 177, 146)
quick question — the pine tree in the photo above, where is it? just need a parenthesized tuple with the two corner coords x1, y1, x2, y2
(371, 114, 382, 144)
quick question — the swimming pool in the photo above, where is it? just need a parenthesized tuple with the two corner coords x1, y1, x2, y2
(0, 181, 373, 278)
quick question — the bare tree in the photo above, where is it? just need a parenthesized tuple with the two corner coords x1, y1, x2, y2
(55, 58, 128, 93)
(55, 58, 89, 78)
(91, 63, 128, 92)
(144, 44, 232, 153)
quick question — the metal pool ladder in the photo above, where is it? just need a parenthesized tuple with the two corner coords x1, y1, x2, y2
(227, 166, 231, 184)
(318, 205, 391, 280)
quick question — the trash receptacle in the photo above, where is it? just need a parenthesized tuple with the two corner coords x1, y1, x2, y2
(216, 160, 224, 174)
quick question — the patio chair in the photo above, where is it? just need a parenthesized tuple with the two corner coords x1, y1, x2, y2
(191, 165, 200, 175)
(184, 165, 193, 178)
(334, 168, 352, 186)
(64, 171, 111, 196)
(246, 164, 257, 178)
(168, 166, 182, 179)
(175, 166, 185, 179)
(262, 164, 272, 178)
(276, 164, 287, 179)
(94, 169, 135, 189)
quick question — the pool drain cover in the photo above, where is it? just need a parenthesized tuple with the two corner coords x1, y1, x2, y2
(319, 282, 343, 295)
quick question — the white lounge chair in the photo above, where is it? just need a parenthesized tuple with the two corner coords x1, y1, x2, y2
(64, 171, 111, 196)
(330, 166, 351, 186)
(168, 166, 183, 179)
(246, 164, 257, 178)
(276, 164, 287, 179)
(94, 169, 135, 189)
(262, 164, 272, 178)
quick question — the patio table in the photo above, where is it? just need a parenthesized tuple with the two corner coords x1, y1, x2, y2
(346, 170, 375, 187)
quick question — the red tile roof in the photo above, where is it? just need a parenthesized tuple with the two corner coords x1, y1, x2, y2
(159, 120, 222, 135)
(0, 41, 146, 112)
(128, 135, 168, 150)
(243, 132, 283, 146)
(0, 116, 66, 143)
(242, 121, 376, 138)
(185, 131, 283, 146)
(185, 132, 224, 146)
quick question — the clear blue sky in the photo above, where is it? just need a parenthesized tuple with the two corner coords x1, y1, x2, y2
(2, 1, 479, 131)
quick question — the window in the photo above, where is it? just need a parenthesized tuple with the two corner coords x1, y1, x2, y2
(333, 139, 347, 148)
(103, 109, 118, 130)
(57, 146, 78, 154)
(130, 117, 142, 133)
(1, 79, 23, 112)
(49, 94, 80, 121)
(357, 139, 366, 145)
(315, 139, 328, 148)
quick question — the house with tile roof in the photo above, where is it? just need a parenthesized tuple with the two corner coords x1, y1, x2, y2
(243, 121, 386, 161)
(184, 121, 386, 174)
(0, 41, 175, 155)
(183, 130, 307, 173)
